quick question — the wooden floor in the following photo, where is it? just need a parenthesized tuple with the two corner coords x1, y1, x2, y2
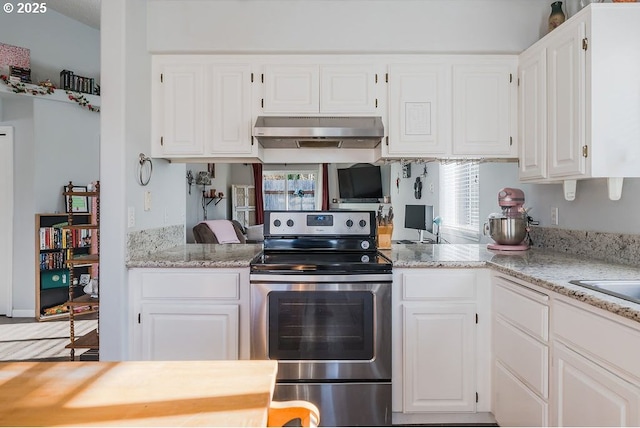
(0, 315, 98, 361)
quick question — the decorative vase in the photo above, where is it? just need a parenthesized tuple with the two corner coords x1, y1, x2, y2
(548, 1, 566, 33)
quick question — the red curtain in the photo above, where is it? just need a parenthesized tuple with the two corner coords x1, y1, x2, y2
(322, 163, 329, 210)
(252, 163, 264, 225)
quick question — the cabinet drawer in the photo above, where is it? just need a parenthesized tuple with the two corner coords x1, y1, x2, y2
(493, 277, 549, 341)
(402, 270, 476, 300)
(494, 316, 548, 398)
(493, 360, 548, 427)
(554, 299, 640, 381)
(141, 271, 240, 300)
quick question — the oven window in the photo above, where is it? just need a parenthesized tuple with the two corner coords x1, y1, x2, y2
(268, 291, 374, 360)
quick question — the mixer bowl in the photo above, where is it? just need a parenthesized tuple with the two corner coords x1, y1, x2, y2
(484, 217, 528, 245)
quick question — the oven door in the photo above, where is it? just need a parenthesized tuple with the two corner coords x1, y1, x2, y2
(250, 274, 391, 381)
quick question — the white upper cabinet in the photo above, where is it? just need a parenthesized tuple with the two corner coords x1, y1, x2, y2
(386, 63, 450, 157)
(518, 5, 640, 196)
(152, 56, 257, 160)
(518, 48, 547, 181)
(208, 64, 255, 156)
(320, 65, 379, 113)
(546, 19, 586, 179)
(262, 64, 320, 113)
(452, 61, 517, 157)
(260, 62, 380, 114)
(152, 61, 206, 156)
(385, 57, 517, 159)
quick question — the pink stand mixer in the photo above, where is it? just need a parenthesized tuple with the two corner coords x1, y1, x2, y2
(484, 188, 530, 251)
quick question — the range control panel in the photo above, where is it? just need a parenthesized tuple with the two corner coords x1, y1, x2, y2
(265, 211, 375, 237)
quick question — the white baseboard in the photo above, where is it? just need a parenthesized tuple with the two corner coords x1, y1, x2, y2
(10, 309, 36, 318)
(393, 411, 496, 425)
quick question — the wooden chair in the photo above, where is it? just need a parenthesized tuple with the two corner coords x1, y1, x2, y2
(267, 400, 320, 427)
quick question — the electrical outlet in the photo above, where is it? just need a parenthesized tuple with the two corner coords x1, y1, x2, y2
(164, 208, 169, 224)
(429, 183, 435, 193)
(551, 207, 559, 225)
(128, 207, 135, 228)
(144, 191, 152, 211)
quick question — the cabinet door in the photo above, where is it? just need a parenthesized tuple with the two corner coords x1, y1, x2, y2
(546, 19, 587, 179)
(320, 65, 378, 113)
(208, 64, 255, 155)
(386, 64, 450, 157)
(452, 62, 515, 156)
(518, 48, 548, 180)
(402, 303, 476, 412)
(141, 303, 239, 361)
(152, 62, 205, 156)
(494, 360, 548, 427)
(552, 341, 640, 427)
(262, 65, 319, 113)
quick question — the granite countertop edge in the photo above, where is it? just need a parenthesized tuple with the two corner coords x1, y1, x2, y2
(128, 243, 640, 323)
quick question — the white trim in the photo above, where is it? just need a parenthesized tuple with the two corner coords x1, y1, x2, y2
(0, 127, 13, 316)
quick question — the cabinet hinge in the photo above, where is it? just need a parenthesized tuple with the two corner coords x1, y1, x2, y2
(261, 98, 264, 109)
(476, 392, 479, 403)
(476, 313, 479, 324)
(160, 73, 163, 83)
(160, 136, 164, 146)
(138, 313, 141, 324)
(375, 74, 378, 84)
(582, 37, 588, 51)
(375, 99, 378, 109)
(261, 73, 264, 83)
(509, 73, 513, 83)
(385, 73, 389, 83)
(386, 136, 389, 146)
(583, 145, 588, 158)
(517, 77, 520, 87)
(251, 73, 254, 83)
(510, 136, 513, 146)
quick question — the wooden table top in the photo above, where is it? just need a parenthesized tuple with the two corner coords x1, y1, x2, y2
(0, 360, 278, 427)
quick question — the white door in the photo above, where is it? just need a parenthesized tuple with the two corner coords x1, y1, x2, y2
(262, 65, 319, 113)
(552, 341, 640, 427)
(320, 65, 378, 113)
(141, 303, 239, 360)
(152, 62, 206, 155)
(519, 48, 548, 181)
(0, 127, 13, 316)
(547, 19, 587, 179)
(386, 63, 450, 156)
(452, 62, 515, 156)
(403, 302, 476, 412)
(208, 64, 254, 155)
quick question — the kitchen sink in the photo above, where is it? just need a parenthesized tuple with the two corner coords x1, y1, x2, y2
(569, 280, 640, 305)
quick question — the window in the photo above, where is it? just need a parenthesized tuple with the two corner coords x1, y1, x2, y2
(263, 171, 318, 211)
(439, 162, 480, 240)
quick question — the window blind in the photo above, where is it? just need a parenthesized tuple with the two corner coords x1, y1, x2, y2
(439, 162, 480, 240)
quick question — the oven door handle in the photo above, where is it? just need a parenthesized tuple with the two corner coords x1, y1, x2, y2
(250, 273, 392, 283)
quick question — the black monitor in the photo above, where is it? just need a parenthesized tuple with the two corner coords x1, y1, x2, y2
(404, 205, 434, 242)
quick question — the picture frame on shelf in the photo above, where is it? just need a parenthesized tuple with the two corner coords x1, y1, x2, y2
(64, 185, 89, 213)
(79, 273, 91, 286)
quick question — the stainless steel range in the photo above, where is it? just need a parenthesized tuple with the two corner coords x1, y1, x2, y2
(250, 210, 392, 427)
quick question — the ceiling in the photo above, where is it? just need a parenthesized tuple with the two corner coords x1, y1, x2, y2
(47, 0, 100, 29)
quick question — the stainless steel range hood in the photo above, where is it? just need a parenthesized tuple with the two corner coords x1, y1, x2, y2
(253, 116, 384, 149)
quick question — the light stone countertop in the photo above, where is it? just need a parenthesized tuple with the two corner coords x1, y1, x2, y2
(128, 243, 640, 323)
(126, 243, 263, 268)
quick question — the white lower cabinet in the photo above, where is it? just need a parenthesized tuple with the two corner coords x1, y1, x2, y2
(140, 303, 239, 360)
(551, 298, 640, 427)
(392, 268, 492, 424)
(491, 273, 550, 427)
(128, 268, 250, 361)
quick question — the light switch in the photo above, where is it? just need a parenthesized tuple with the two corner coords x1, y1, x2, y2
(128, 207, 135, 228)
(144, 191, 152, 211)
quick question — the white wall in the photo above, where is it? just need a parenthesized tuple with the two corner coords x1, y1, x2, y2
(0, 9, 99, 85)
(147, 0, 550, 54)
